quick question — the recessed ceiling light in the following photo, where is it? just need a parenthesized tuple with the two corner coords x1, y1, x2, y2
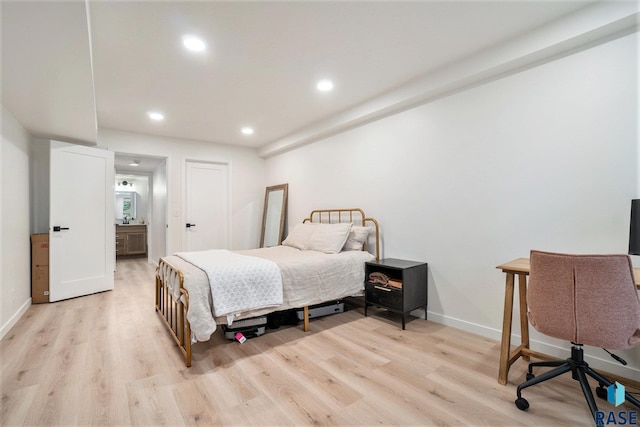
(182, 35, 206, 52)
(147, 111, 164, 121)
(241, 127, 254, 135)
(316, 79, 334, 92)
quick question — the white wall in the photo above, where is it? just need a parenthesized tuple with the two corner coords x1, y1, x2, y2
(97, 129, 267, 255)
(31, 139, 49, 234)
(265, 33, 639, 378)
(1, 106, 32, 338)
(151, 160, 168, 263)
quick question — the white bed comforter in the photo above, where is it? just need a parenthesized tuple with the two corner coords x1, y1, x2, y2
(175, 250, 283, 324)
(162, 246, 374, 342)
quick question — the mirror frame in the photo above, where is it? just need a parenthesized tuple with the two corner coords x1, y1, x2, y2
(260, 183, 288, 248)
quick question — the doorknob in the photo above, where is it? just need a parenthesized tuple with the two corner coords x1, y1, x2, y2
(186, 223, 196, 228)
(52, 226, 70, 232)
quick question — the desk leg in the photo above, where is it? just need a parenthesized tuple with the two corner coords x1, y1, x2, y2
(518, 274, 530, 361)
(498, 272, 515, 385)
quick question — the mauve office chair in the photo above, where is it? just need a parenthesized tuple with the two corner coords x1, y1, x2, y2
(514, 250, 640, 425)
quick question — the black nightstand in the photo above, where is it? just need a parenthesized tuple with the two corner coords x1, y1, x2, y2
(364, 258, 428, 330)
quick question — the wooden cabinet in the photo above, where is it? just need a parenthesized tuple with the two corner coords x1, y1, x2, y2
(364, 258, 428, 330)
(115, 225, 147, 257)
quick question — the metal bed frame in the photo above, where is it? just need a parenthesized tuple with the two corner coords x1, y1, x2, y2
(155, 208, 379, 366)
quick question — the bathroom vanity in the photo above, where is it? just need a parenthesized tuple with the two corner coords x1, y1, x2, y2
(115, 224, 147, 257)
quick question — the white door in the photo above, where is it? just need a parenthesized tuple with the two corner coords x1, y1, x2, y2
(49, 141, 115, 302)
(184, 160, 229, 251)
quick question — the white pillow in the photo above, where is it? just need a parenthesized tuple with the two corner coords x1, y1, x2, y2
(282, 223, 317, 250)
(342, 225, 371, 251)
(306, 222, 352, 254)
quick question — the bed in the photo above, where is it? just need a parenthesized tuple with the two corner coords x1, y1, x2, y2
(155, 208, 380, 366)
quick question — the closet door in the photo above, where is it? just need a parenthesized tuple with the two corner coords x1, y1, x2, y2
(183, 160, 229, 251)
(49, 141, 115, 302)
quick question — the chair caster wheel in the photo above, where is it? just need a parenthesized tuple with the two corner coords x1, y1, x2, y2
(515, 397, 530, 411)
(526, 373, 535, 381)
(596, 386, 607, 400)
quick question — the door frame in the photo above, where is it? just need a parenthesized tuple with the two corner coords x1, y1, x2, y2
(182, 157, 232, 251)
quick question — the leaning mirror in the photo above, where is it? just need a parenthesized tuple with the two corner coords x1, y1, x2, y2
(260, 183, 288, 248)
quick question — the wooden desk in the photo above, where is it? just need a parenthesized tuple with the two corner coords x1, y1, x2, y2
(496, 257, 640, 386)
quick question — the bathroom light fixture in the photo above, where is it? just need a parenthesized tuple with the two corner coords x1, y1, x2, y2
(241, 127, 254, 135)
(147, 111, 164, 121)
(129, 160, 140, 167)
(182, 35, 206, 52)
(316, 79, 334, 92)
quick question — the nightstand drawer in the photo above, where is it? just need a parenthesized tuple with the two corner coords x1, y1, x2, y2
(365, 282, 403, 310)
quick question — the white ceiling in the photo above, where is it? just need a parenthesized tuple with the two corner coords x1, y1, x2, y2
(114, 153, 166, 174)
(2, 1, 600, 153)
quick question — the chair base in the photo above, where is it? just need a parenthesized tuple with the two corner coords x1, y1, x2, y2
(515, 344, 640, 427)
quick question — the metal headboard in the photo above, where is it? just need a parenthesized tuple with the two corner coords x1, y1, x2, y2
(303, 208, 380, 261)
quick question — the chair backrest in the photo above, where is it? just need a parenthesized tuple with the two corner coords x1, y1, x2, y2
(528, 250, 640, 350)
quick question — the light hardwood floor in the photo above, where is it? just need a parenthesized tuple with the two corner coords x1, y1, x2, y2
(1, 257, 638, 425)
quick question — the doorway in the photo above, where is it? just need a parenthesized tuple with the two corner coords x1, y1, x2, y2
(114, 153, 167, 264)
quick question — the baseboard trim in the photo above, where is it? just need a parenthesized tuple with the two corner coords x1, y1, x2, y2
(424, 310, 504, 342)
(0, 298, 31, 340)
(425, 310, 640, 386)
